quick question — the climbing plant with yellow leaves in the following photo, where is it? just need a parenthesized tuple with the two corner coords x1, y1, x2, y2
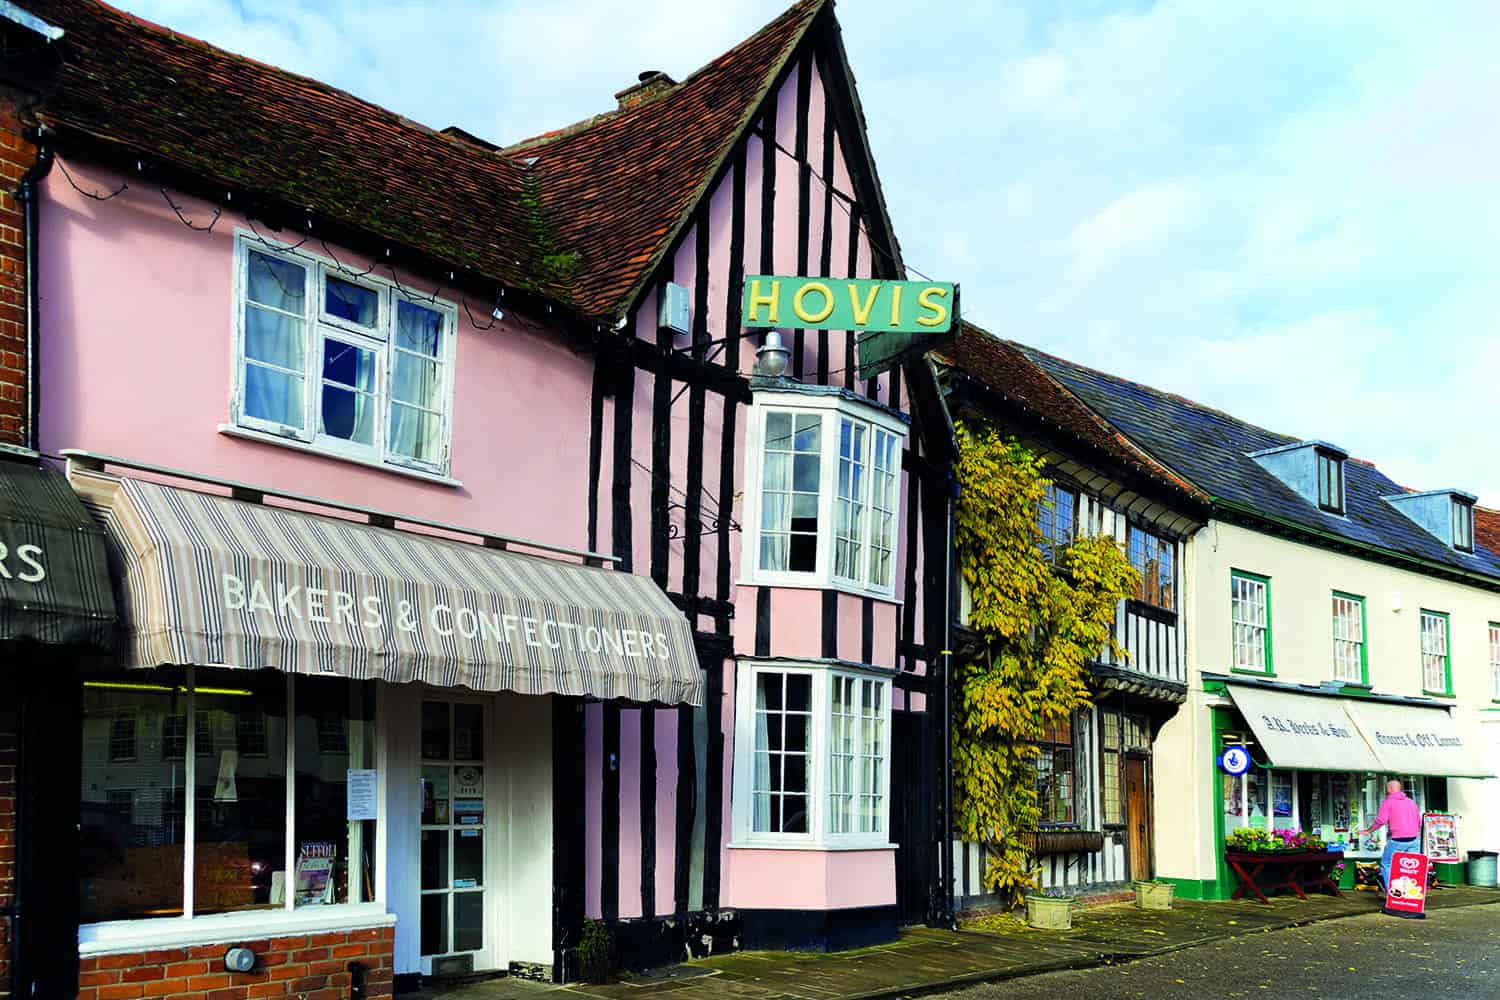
(952, 422, 1138, 907)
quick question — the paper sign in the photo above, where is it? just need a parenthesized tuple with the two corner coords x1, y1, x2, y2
(347, 769, 378, 821)
(1422, 813, 1459, 864)
(213, 750, 239, 803)
(1385, 852, 1431, 918)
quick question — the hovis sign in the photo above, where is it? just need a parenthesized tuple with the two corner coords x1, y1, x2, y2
(742, 275, 959, 380)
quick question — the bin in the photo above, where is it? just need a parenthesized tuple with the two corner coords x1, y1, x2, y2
(1466, 851, 1498, 888)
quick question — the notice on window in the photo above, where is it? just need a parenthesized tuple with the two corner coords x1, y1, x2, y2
(347, 769, 377, 821)
(213, 750, 239, 803)
(454, 798, 484, 824)
(454, 765, 483, 799)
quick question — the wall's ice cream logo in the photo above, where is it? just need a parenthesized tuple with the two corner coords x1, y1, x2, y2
(1384, 852, 1431, 917)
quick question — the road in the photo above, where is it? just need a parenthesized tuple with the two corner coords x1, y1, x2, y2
(940, 904, 1500, 1000)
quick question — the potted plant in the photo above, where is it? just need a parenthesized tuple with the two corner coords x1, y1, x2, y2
(1133, 879, 1175, 910)
(1025, 888, 1074, 930)
(578, 917, 614, 985)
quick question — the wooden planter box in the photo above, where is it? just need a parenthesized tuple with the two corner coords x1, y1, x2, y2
(1026, 829, 1106, 855)
(1133, 880, 1175, 910)
(1025, 894, 1074, 930)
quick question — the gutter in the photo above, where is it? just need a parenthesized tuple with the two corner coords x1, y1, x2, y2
(16, 139, 53, 453)
(1211, 496, 1500, 594)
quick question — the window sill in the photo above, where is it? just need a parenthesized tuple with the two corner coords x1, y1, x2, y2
(728, 840, 898, 853)
(735, 576, 904, 606)
(79, 902, 395, 957)
(1231, 668, 1276, 678)
(219, 424, 462, 488)
(1422, 690, 1455, 700)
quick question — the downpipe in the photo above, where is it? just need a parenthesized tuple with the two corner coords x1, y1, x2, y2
(16, 138, 53, 453)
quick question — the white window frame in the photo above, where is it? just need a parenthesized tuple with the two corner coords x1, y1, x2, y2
(79, 667, 385, 946)
(1490, 622, 1500, 702)
(730, 659, 894, 850)
(1231, 571, 1271, 673)
(229, 232, 459, 478)
(741, 391, 909, 599)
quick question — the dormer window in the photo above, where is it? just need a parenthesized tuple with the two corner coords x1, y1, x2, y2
(1316, 449, 1345, 514)
(1452, 497, 1475, 553)
(1247, 439, 1348, 517)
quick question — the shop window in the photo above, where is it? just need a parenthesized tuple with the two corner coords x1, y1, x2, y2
(733, 661, 892, 847)
(1128, 525, 1175, 611)
(233, 237, 457, 477)
(1420, 610, 1451, 696)
(1230, 570, 1272, 673)
(420, 700, 486, 958)
(1037, 483, 1076, 562)
(1331, 592, 1367, 685)
(1490, 623, 1500, 701)
(1034, 716, 1075, 826)
(79, 668, 378, 926)
(747, 393, 908, 596)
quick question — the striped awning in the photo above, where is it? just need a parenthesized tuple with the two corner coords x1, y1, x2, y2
(0, 460, 115, 648)
(73, 470, 702, 705)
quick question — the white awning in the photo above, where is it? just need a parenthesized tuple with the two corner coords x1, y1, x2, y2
(1343, 699, 1493, 779)
(1225, 683, 1383, 772)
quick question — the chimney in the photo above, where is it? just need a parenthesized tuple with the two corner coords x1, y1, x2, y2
(614, 70, 677, 111)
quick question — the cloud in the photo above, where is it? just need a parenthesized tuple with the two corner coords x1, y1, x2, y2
(115, 0, 1500, 504)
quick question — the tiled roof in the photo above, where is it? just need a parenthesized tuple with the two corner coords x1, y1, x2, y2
(19, 0, 823, 319)
(1475, 506, 1500, 559)
(935, 324, 1207, 504)
(504, 0, 822, 316)
(1020, 344, 1500, 582)
(24, 0, 545, 294)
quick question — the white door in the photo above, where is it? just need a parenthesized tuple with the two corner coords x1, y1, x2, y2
(419, 698, 488, 973)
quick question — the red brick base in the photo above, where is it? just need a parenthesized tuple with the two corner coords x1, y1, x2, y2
(78, 925, 394, 1000)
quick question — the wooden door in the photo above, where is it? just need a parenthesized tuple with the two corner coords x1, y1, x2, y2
(1125, 757, 1152, 882)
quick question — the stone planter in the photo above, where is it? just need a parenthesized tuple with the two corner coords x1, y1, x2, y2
(1025, 894, 1074, 930)
(1133, 880, 1175, 910)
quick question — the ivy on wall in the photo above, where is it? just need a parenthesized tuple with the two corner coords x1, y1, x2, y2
(952, 422, 1138, 906)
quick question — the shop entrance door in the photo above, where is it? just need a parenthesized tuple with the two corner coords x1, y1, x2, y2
(1125, 756, 1152, 882)
(419, 699, 488, 974)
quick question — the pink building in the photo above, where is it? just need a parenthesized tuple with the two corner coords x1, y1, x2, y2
(6, 0, 956, 995)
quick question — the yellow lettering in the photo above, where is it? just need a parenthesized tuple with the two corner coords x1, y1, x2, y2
(746, 279, 781, 325)
(916, 286, 950, 328)
(792, 281, 835, 324)
(888, 284, 904, 327)
(847, 283, 880, 327)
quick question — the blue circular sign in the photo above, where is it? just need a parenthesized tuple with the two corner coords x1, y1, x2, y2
(1219, 747, 1252, 775)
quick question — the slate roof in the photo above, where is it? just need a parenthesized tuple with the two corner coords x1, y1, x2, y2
(16, 0, 825, 319)
(1019, 344, 1500, 583)
(935, 324, 1206, 505)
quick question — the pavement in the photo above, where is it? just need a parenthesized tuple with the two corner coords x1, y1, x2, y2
(414, 885, 1500, 1000)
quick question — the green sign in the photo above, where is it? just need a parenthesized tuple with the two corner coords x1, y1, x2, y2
(742, 275, 958, 380)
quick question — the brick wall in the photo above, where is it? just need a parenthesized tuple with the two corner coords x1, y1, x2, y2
(76, 926, 394, 1000)
(0, 100, 36, 451)
(0, 691, 14, 1000)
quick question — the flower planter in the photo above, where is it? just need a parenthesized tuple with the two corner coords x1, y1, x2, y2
(1133, 880, 1175, 910)
(1025, 894, 1074, 930)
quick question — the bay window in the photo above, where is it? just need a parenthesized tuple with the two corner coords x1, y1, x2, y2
(748, 392, 908, 596)
(80, 667, 377, 926)
(233, 235, 457, 477)
(733, 661, 892, 847)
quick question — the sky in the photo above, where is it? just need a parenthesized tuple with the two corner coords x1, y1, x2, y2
(116, 0, 1500, 503)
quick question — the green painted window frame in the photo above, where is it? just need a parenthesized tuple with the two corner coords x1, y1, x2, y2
(1230, 569, 1273, 676)
(1419, 609, 1453, 697)
(1331, 591, 1369, 686)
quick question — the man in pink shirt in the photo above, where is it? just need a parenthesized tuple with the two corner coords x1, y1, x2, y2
(1356, 779, 1422, 893)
